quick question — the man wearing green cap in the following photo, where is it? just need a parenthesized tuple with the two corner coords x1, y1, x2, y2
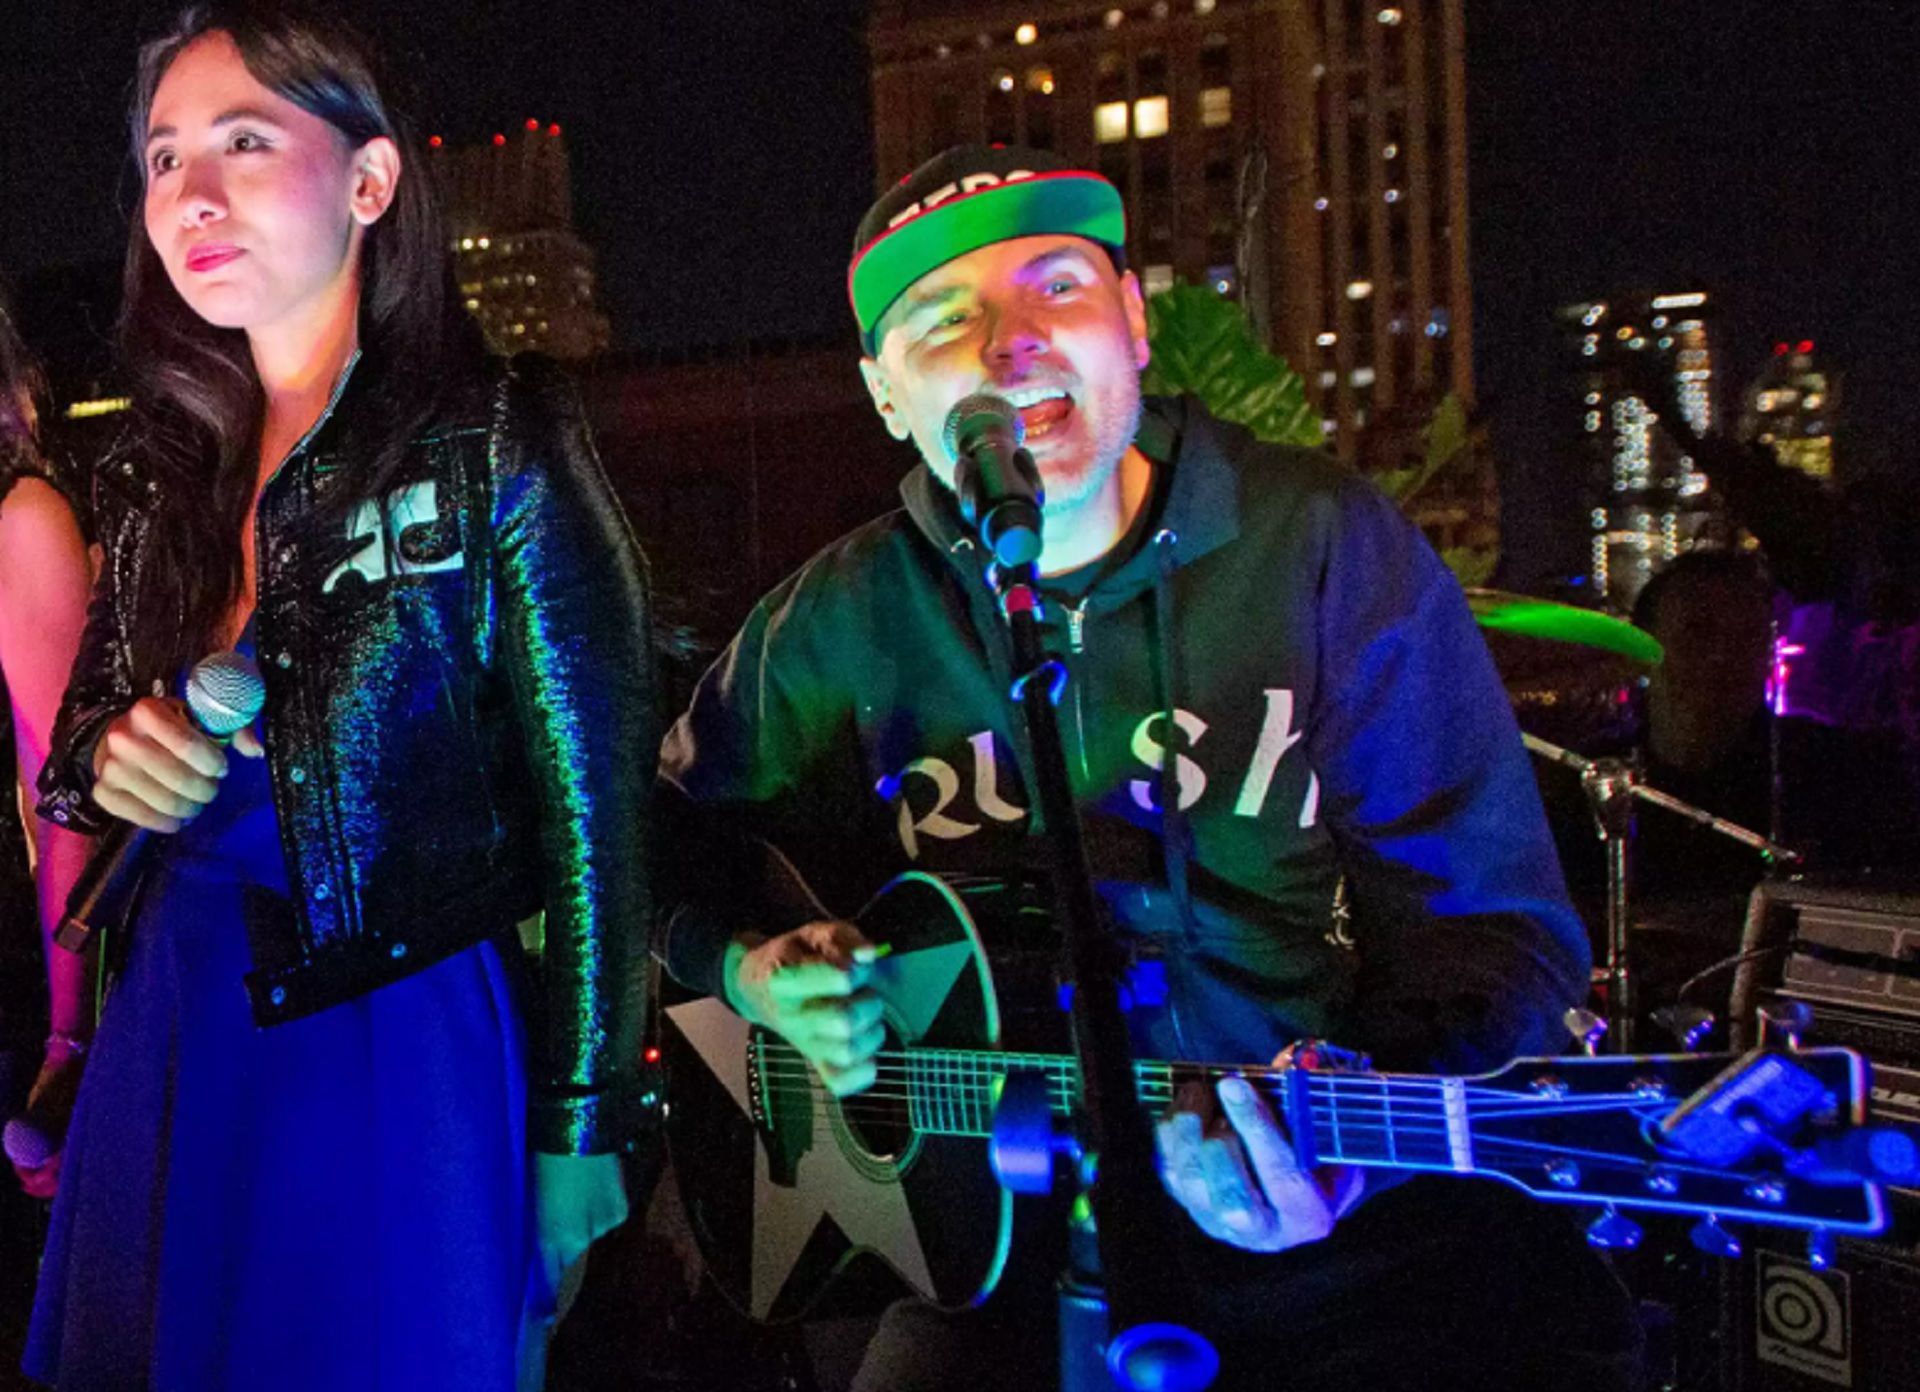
(660, 146, 1636, 1389)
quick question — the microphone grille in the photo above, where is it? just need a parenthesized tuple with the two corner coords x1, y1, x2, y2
(186, 650, 267, 738)
(3, 1116, 55, 1171)
(941, 393, 1024, 461)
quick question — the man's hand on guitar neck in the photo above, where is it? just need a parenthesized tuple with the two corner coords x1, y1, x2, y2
(724, 921, 887, 1098)
(1156, 1072, 1364, 1253)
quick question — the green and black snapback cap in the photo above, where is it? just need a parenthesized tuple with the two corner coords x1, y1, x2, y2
(849, 144, 1127, 354)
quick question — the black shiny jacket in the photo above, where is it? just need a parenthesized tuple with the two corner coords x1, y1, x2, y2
(37, 354, 655, 1155)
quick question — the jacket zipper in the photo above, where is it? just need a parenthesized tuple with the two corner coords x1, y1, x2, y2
(1065, 600, 1090, 783)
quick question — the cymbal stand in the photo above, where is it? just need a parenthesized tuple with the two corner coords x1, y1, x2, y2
(1521, 732, 1802, 1052)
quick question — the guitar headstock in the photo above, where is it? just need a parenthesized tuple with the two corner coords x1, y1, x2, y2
(1469, 1047, 1896, 1253)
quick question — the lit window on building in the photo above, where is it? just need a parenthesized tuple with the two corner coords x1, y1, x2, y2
(1313, 196, 1330, 211)
(993, 70, 1015, 93)
(1383, 188, 1401, 203)
(1027, 68, 1055, 95)
(1378, 7, 1403, 24)
(1104, 8, 1124, 27)
(1207, 264, 1236, 297)
(1351, 366, 1377, 387)
(1015, 22, 1038, 44)
(1094, 101, 1130, 143)
(1383, 142, 1399, 160)
(1195, 0, 1216, 11)
(1143, 264, 1175, 297)
(1200, 86, 1231, 127)
(1346, 279, 1374, 300)
(1133, 95, 1170, 139)
(1316, 331, 1338, 346)
(1319, 370, 1338, 388)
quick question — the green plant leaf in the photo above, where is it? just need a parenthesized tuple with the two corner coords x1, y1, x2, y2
(1142, 285, 1322, 447)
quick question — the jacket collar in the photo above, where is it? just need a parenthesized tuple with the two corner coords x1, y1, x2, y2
(898, 393, 1243, 600)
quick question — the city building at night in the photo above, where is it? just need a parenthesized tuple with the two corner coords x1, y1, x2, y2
(1557, 290, 1719, 607)
(1740, 339, 1838, 486)
(433, 121, 611, 361)
(867, 0, 1475, 460)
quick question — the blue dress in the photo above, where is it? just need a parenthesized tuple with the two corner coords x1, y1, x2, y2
(25, 633, 535, 1390)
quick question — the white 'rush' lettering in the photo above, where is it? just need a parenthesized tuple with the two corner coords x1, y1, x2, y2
(882, 691, 1321, 858)
(889, 756, 978, 860)
(1128, 709, 1209, 813)
(1234, 688, 1306, 818)
(968, 731, 1026, 824)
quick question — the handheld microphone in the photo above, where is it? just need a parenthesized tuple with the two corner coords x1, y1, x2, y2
(943, 393, 1044, 570)
(3, 1047, 83, 1173)
(54, 649, 266, 955)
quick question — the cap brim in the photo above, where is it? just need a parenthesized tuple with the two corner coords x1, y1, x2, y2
(850, 172, 1126, 349)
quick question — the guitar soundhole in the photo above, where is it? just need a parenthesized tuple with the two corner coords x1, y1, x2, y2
(834, 1027, 922, 1180)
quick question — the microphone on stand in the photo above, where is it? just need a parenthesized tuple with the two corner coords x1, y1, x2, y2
(7, 651, 265, 1174)
(943, 393, 1044, 569)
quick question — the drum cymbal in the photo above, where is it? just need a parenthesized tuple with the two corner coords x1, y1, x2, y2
(1466, 590, 1664, 666)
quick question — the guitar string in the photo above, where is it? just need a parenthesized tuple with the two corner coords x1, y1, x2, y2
(755, 1050, 1639, 1097)
(747, 1069, 1661, 1132)
(744, 1050, 1591, 1107)
(727, 1060, 1846, 1192)
(747, 1057, 1657, 1115)
(727, 1083, 1828, 1191)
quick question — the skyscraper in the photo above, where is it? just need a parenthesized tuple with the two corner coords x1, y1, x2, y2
(433, 121, 612, 361)
(867, 0, 1473, 459)
(1740, 340, 1838, 486)
(1558, 291, 1718, 607)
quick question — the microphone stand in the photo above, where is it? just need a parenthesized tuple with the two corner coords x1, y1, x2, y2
(983, 557, 1218, 1392)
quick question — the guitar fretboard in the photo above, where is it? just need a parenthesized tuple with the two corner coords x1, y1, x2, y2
(875, 1046, 1478, 1171)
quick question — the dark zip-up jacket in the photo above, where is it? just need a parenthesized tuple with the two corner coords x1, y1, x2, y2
(37, 354, 655, 1155)
(662, 397, 1589, 1075)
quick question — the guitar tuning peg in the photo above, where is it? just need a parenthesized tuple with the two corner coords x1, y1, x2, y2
(1563, 1007, 1608, 1057)
(1807, 1227, 1837, 1271)
(1649, 1004, 1716, 1052)
(1689, 1215, 1743, 1260)
(1758, 1001, 1814, 1051)
(1585, 1206, 1643, 1250)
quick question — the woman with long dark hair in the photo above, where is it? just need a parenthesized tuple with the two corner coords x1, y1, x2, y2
(25, 5, 655, 1387)
(0, 295, 95, 1202)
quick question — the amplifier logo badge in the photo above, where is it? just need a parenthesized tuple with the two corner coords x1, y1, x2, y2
(1756, 1253, 1852, 1386)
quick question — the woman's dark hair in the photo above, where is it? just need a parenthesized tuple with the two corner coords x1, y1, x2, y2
(0, 292, 41, 453)
(121, 0, 483, 680)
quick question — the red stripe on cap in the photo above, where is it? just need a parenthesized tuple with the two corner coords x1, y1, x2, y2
(846, 169, 1117, 318)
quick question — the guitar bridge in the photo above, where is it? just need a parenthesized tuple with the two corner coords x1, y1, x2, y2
(746, 1029, 769, 1128)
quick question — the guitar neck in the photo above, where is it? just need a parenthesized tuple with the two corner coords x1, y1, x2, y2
(898, 1047, 1476, 1173)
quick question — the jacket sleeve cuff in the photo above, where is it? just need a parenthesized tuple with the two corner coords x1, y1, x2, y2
(529, 1078, 657, 1156)
(660, 900, 737, 1001)
(34, 703, 126, 837)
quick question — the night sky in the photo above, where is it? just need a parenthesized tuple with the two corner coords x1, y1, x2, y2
(2, 1, 1912, 579)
